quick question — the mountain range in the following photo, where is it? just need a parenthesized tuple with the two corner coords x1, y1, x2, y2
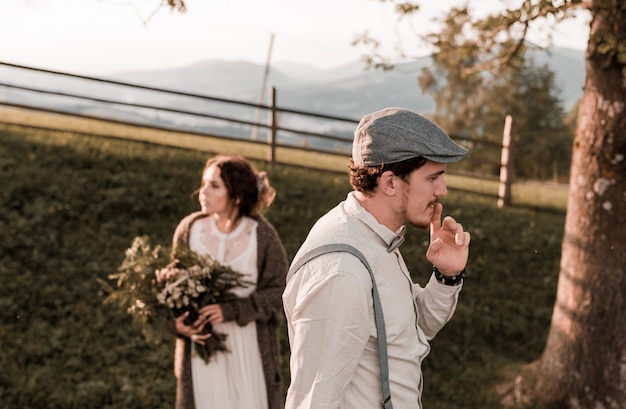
(109, 46, 585, 118)
(1, 46, 585, 144)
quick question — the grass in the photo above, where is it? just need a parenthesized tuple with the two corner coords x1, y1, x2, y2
(0, 106, 570, 211)
(0, 123, 566, 408)
(0, 106, 352, 173)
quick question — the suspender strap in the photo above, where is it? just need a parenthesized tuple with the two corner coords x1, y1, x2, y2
(289, 244, 393, 409)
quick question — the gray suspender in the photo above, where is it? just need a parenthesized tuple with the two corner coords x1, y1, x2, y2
(289, 243, 393, 409)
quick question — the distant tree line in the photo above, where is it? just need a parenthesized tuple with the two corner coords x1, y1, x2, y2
(419, 41, 575, 183)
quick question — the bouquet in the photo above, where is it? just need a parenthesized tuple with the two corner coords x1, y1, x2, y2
(101, 235, 250, 363)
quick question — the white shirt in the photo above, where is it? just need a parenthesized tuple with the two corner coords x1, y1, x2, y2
(283, 192, 462, 409)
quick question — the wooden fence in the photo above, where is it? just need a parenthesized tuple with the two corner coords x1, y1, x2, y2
(0, 60, 514, 207)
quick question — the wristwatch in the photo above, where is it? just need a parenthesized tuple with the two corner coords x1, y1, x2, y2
(433, 266, 466, 286)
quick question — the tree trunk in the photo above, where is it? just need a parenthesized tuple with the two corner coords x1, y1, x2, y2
(535, 1, 626, 408)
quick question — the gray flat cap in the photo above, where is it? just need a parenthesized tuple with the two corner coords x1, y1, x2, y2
(352, 107, 468, 166)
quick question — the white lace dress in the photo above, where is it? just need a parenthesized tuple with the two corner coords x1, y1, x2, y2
(188, 216, 268, 409)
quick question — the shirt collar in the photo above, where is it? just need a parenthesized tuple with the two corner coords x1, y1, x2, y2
(388, 225, 406, 252)
(345, 192, 406, 253)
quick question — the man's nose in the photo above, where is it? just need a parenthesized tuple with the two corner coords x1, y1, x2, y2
(435, 179, 448, 197)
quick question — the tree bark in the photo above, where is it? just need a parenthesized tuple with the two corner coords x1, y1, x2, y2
(535, 1, 626, 408)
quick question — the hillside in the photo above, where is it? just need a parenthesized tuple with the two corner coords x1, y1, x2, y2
(1, 125, 565, 409)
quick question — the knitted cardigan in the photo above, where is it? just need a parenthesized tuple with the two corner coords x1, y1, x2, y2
(170, 211, 288, 409)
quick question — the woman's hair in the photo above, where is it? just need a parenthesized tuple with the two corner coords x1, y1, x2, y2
(202, 155, 276, 217)
(349, 156, 428, 194)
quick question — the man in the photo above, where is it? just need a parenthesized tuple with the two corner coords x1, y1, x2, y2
(282, 107, 471, 409)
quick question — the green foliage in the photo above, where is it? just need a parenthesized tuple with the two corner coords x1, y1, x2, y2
(593, 25, 626, 76)
(486, 58, 572, 182)
(0, 126, 565, 408)
(102, 235, 250, 363)
(419, 26, 573, 182)
(102, 237, 170, 327)
(363, 1, 582, 183)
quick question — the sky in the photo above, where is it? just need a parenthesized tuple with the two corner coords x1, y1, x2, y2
(0, 0, 591, 76)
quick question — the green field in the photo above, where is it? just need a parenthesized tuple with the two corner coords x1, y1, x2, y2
(0, 105, 569, 211)
(0, 123, 566, 408)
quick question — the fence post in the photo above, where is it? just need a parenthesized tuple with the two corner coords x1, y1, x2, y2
(268, 86, 277, 165)
(497, 115, 514, 208)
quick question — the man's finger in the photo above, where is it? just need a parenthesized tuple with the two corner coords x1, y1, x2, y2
(441, 216, 460, 232)
(430, 203, 443, 234)
(462, 231, 471, 247)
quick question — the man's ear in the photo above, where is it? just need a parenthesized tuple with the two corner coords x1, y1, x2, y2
(378, 170, 397, 195)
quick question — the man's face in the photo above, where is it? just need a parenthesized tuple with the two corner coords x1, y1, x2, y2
(398, 160, 448, 229)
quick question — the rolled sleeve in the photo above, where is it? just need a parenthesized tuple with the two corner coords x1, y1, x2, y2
(413, 274, 462, 340)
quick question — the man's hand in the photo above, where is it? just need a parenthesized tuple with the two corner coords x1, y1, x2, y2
(426, 203, 470, 275)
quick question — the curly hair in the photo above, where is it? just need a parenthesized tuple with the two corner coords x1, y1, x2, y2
(349, 157, 427, 195)
(201, 155, 276, 217)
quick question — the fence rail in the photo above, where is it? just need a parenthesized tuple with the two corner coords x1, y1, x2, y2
(0, 60, 515, 206)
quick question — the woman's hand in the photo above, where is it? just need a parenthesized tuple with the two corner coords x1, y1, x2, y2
(175, 311, 212, 345)
(197, 304, 224, 325)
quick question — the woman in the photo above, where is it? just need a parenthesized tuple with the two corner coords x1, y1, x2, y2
(170, 154, 288, 409)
